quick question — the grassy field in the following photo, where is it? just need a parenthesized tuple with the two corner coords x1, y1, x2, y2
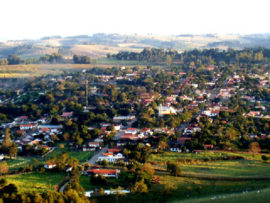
(5, 172, 66, 193)
(153, 173, 270, 202)
(145, 151, 270, 202)
(0, 63, 151, 78)
(149, 151, 270, 163)
(175, 186, 270, 203)
(6, 158, 31, 172)
(45, 147, 95, 162)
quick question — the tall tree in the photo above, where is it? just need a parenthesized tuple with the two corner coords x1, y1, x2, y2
(2, 129, 12, 153)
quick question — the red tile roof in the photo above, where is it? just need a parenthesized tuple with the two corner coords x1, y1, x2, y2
(87, 169, 119, 175)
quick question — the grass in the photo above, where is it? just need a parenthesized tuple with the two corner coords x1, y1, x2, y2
(0, 63, 158, 78)
(5, 172, 66, 193)
(180, 159, 270, 178)
(45, 147, 95, 162)
(173, 186, 270, 203)
(79, 174, 125, 191)
(6, 157, 33, 172)
(154, 173, 270, 202)
(149, 151, 270, 163)
(144, 151, 270, 202)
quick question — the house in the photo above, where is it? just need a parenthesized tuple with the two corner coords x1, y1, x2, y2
(126, 128, 138, 134)
(108, 148, 121, 153)
(61, 112, 73, 118)
(113, 115, 135, 122)
(247, 111, 261, 117)
(88, 142, 100, 148)
(44, 163, 56, 169)
(121, 133, 139, 141)
(97, 153, 124, 163)
(158, 104, 176, 116)
(20, 123, 38, 130)
(203, 144, 214, 150)
(86, 169, 120, 178)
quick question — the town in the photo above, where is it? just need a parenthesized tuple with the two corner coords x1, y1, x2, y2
(0, 48, 270, 202)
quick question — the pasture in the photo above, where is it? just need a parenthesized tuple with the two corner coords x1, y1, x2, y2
(146, 151, 270, 202)
(5, 172, 66, 193)
(45, 147, 95, 162)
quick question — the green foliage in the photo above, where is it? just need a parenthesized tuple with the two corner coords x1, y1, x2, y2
(167, 161, 182, 176)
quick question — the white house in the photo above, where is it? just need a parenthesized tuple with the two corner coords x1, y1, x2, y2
(44, 163, 56, 169)
(97, 153, 124, 163)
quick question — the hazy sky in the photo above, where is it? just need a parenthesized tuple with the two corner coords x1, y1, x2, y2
(1, 0, 270, 40)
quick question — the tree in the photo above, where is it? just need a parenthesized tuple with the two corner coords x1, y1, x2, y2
(142, 163, 155, 176)
(157, 141, 168, 151)
(249, 142, 261, 154)
(167, 162, 181, 176)
(2, 129, 12, 153)
(132, 179, 148, 193)
(8, 143, 18, 158)
(7, 54, 22, 65)
(261, 155, 268, 162)
(0, 161, 8, 174)
(90, 175, 107, 185)
(0, 58, 8, 65)
(166, 55, 173, 67)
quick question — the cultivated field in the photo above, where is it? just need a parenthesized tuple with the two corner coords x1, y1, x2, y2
(45, 147, 95, 162)
(0, 62, 150, 78)
(5, 172, 66, 193)
(144, 151, 270, 202)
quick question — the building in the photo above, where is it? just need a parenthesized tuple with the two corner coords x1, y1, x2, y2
(97, 153, 124, 163)
(44, 163, 56, 169)
(158, 104, 176, 117)
(86, 169, 120, 178)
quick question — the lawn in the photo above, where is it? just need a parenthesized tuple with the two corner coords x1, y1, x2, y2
(5, 172, 66, 193)
(45, 147, 95, 162)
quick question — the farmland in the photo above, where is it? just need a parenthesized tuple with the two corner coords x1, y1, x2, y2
(177, 186, 270, 203)
(5, 172, 66, 193)
(0, 63, 151, 78)
(136, 151, 270, 202)
(45, 147, 95, 162)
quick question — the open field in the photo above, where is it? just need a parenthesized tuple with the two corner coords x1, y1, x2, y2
(6, 157, 32, 172)
(141, 151, 270, 202)
(149, 151, 270, 163)
(45, 147, 95, 162)
(153, 173, 270, 202)
(0, 63, 151, 78)
(5, 172, 66, 193)
(176, 186, 270, 203)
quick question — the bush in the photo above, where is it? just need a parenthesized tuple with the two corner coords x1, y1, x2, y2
(91, 175, 108, 186)
(262, 155, 268, 161)
(167, 162, 181, 176)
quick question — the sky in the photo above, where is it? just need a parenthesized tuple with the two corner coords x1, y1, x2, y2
(0, 0, 270, 40)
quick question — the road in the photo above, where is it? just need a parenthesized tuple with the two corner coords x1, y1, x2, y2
(87, 146, 108, 165)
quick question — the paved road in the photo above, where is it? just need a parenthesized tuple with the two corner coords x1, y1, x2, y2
(59, 180, 70, 193)
(87, 146, 108, 165)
